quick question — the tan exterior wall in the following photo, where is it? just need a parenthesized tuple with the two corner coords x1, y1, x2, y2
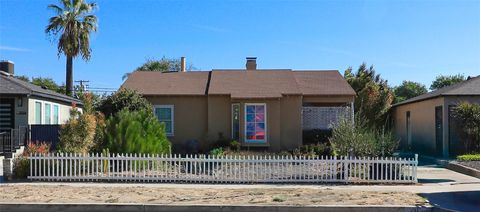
(146, 96, 208, 153)
(207, 95, 231, 148)
(280, 95, 303, 151)
(145, 94, 354, 153)
(393, 97, 444, 156)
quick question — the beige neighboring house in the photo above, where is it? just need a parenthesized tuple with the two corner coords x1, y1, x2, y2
(392, 76, 480, 158)
(0, 61, 83, 130)
(123, 57, 355, 153)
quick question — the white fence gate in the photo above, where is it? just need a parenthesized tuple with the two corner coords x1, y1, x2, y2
(28, 154, 418, 184)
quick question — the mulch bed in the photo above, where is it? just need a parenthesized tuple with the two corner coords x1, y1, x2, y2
(457, 161, 480, 171)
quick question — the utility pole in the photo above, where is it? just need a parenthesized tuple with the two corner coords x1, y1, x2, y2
(75, 80, 90, 92)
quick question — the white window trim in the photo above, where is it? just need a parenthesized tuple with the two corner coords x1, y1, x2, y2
(53, 104, 60, 124)
(154, 105, 174, 136)
(231, 103, 240, 140)
(35, 101, 42, 124)
(244, 103, 267, 144)
(44, 103, 52, 124)
(34, 100, 61, 125)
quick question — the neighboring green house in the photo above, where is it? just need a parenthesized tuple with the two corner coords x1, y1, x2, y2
(392, 76, 480, 157)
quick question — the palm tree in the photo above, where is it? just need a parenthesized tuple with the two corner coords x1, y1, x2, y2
(45, 0, 97, 96)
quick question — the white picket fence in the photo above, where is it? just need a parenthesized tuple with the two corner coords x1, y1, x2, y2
(28, 153, 418, 184)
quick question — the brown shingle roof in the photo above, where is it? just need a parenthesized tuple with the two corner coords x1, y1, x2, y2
(293, 71, 356, 96)
(122, 71, 210, 96)
(208, 70, 301, 98)
(122, 69, 356, 98)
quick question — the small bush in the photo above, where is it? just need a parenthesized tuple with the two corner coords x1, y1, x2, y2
(104, 109, 171, 154)
(58, 93, 105, 154)
(209, 147, 224, 156)
(24, 141, 51, 156)
(303, 129, 332, 145)
(292, 143, 332, 157)
(329, 116, 398, 157)
(230, 140, 241, 151)
(457, 154, 480, 161)
(272, 196, 286, 202)
(13, 156, 29, 179)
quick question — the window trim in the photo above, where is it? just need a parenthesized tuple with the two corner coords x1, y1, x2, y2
(244, 103, 267, 144)
(231, 103, 240, 140)
(35, 101, 42, 124)
(154, 105, 174, 136)
(44, 103, 52, 124)
(53, 104, 60, 124)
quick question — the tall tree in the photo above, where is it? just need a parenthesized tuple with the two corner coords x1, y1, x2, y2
(430, 74, 465, 90)
(123, 57, 195, 80)
(394, 80, 428, 103)
(45, 0, 97, 96)
(344, 63, 394, 129)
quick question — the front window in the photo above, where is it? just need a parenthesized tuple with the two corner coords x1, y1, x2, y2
(53, 105, 59, 124)
(245, 103, 266, 143)
(35, 101, 42, 124)
(155, 105, 174, 136)
(45, 103, 51, 124)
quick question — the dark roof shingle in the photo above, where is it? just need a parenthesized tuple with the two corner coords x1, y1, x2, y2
(393, 76, 480, 107)
(0, 74, 82, 105)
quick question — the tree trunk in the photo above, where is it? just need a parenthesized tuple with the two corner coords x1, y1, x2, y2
(66, 56, 73, 96)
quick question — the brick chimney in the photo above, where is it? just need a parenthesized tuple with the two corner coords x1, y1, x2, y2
(180, 57, 186, 72)
(246, 57, 257, 70)
(0, 60, 14, 75)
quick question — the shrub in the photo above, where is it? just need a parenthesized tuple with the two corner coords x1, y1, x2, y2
(329, 116, 398, 157)
(13, 157, 29, 179)
(230, 140, 241, 152)
(98, 88, 152, 117)
(457, 154, 480, 161)
(209, 147, 224, 156)
(104, 109, 170, 154)
(292, 143, 332, 157)
(453, 102, 480, 153)
(302, 129, 332, 145)
(58, 93, 105, 154)
(13, 141, 52, 179)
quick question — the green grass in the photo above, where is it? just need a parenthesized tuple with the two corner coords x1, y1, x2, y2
(457, 154, 480, 161)
(272, 196, 286, 202)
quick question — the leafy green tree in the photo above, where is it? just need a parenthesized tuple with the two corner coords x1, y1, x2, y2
(430, 74, 465, 90)
(394, 81, 428, 103)
(98, 88, 152, 117)
(123, 57, 195, 80)
(453, 102, 480, 153)
(45, 0, 97, 96)
(31, 77, 64, 93)
(15, 75, 30, 82)
(104, 109, 170, 154)
(344, 63, 394, 129)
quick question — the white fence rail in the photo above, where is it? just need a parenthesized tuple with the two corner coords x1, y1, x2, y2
(28, 154, 418, 184)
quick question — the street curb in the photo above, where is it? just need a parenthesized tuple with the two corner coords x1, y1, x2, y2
(446, 162, 480, 179)
(0, 203, 448, 212)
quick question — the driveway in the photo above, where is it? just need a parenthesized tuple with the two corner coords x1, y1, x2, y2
(416, 160, 480, 211)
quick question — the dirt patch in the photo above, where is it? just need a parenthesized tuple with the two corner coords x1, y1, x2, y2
(0, 184, 428, 206)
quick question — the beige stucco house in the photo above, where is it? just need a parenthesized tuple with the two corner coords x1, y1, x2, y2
(123, 58, 356, 153)
(392, 76, 480, 158)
